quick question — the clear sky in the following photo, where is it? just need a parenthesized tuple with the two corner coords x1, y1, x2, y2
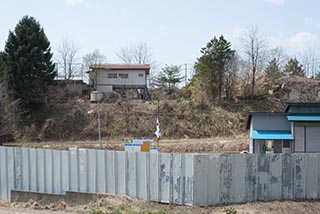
(1, 0, 320, 69)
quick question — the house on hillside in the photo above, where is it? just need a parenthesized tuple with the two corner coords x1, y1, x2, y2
(88, 64, 150, 100)
(271, 75, 320, 102)
(247, 102, 320, 154)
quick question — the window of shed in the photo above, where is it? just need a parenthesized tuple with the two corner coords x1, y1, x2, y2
(107, 73, 117, 79)
(139, 73, 144, 77)
(119, 73, 129, 79)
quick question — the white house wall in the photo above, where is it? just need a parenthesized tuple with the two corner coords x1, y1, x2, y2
(96, 69, 146, 86)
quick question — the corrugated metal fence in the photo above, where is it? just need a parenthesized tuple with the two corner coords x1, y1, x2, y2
(1, 146, 320, 205)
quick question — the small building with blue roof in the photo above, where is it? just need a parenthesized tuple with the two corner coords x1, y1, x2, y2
(247, 102, 320, 153)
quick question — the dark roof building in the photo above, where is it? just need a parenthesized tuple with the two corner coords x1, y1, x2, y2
(247, 102, 320, 153)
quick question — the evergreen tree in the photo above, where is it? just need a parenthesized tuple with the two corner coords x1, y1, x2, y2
(283, 58, 305, 77)
(155, 65, 183, 96)
(194, 35, 235, 100)
(265, 58, 282, 83)
(3, 16, 56, 110)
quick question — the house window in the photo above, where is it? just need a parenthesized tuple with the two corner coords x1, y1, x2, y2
(107, 73, 117, 79)
(139, 73, 144, 77)
(119, 73, 129, 79)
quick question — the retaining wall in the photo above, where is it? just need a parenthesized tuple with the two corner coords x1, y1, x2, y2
(0, 146, 320, 206)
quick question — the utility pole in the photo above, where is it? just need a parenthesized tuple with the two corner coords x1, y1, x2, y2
(97, 98, 102, 149)
(185, 64, 187, 87)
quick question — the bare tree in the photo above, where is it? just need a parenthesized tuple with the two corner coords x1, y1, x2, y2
(241, 27, 268, 100)
(225, 54, 241, 99)
(268, 47, 289, 71)
(83, 49, 107, 69)
(299, 50, 320, 78)
(56, 39, 81, 80)
(117, 42, 154, 64)
(117, 42, 158, 87)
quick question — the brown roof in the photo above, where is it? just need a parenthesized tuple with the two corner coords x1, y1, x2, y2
(276, 75, 320, 84)
(90, 64, 150, 74)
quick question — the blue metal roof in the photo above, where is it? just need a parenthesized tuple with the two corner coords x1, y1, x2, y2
(287, 115, 320, 121)
(252, 130, 294, 140)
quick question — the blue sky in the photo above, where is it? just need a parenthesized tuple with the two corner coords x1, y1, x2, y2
(1, 0, 320, 69)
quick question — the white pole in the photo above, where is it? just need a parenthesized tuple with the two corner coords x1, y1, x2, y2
(98, 99, 102, 149)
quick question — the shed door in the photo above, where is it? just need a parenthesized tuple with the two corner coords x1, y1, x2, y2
(295, 126, 305, 152)
(306, 126, 320, 152)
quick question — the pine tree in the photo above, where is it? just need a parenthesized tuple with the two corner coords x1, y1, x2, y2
(283, 58, 305, 77)
(3, 16, 56, 110)
(194, 35, 235, 100)
(265, 58, 282, 83)
(155, 65, 183, 96)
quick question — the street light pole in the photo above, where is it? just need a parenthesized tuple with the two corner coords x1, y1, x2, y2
(97, 98, 102, 149)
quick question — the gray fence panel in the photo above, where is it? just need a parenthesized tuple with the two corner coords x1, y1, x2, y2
(52, 150, 62, 194)
(87, 149, 97, 193)
(219, 154, 234, 204)
(4, 146, 320, 206)
(137, 152, 148, 200)
(78, 149, 88, 192)
(172, 153, 184, 205)
(245, 154, 257, 202)
(116, 151, 126, 195)
(21, 148, 30, 191)
(96, 150, 106, 193)
(306, 153, 318, 199)
(7, 147, 14, 201)
(149, 152, 159, 202)
(127, 152, 137, 198)
(159, 153, 171, 203)
(207, 155, 219, 205)
(0, 147, 8, 200)
(184, 154, 194, 206)
(14, 147, 22, 191)
(193, 155, 208, 206)
(257, 155, 271, 201)
(294, 154, 306, 199)
(282, 154, 294, 200)
(106, 150, 116, 194)
(233, 154, 246, 203)
(69, 148, 79, 192)
(45, 149, 53, 193)
(29, 149, 37, 192)
(36, 149, 45, 193)
(270, 154, 282, 200)
(61, 151, 69, 194)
